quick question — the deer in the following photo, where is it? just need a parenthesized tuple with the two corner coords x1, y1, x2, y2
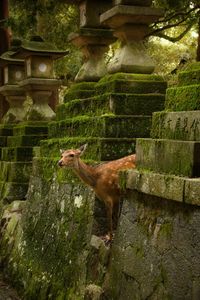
(58, 144, 136, 242)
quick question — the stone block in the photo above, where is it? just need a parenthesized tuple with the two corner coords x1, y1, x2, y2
(13, 124, 48, 136)
(1, 147, 33, 162)
(166, 84, 200, 111)
(125, 169, 185, 202)
(0, 124, 13, 136)
(184, 178, 200, 206)
(49, 115, 151, 139)
(96, 79, 167, 94)
(151, 111, 200, 141)
(7, 135, 47, 147)
(136, 138, 200, 177)
(178, 69, 200, 87)
(0, 136, 7, 147)
(0, 161, 32, 182)
(57, 93, 165, 120)
(0, 181, 28, 202)
(114, 0, 152, 6)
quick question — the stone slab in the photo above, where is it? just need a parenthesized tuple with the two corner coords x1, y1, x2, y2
(124, 169, 200, 206)
(100, 5, 164, 28)
(151, 111, 200, 141)
(48, 115, 151, 139)
(178, 69, 200, 86)
(57, 93, 165, 120)
(125, 169, 185, 202)
(136, 138, 200, 177)
(114, 0, 152, 6)
(0, 136, 7, 147)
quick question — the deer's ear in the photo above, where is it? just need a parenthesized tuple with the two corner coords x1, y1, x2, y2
(60, 149, 64, 154)
(79, 144, 88, 156)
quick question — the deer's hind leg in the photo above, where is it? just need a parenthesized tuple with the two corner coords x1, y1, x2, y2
(104, 199, 113, 241)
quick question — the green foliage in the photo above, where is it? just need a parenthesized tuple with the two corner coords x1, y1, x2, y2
(9, 0, 82, 78)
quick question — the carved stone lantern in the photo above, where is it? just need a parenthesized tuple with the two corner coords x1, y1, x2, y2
(100, 0, 164, 74)
(66, 0, 115, 82)
(0, 49, 26, 123)
(12, 36, 68, 121)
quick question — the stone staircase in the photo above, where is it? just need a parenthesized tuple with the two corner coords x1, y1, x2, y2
(0, 122, 48, 203)
(39, 73, 167, 164)
(125, 62, 200, 205)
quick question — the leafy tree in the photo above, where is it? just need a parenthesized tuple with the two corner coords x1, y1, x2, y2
(151, 0, 200, 60)
(8, 0, 81, 78)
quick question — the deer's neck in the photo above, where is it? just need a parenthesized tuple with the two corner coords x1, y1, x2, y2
(73, 159, 97, 188)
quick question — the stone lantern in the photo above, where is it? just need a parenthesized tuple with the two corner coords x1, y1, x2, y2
(0, 48, 26, 123)
(66, 0, 115, 82)
(12, 36, 68, 121)
(100, 0, 164, 73)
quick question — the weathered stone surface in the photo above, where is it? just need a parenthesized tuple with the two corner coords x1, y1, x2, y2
(151, 110, 200, 141)
(58, 93, 165, 119)
(7, 135, 47, 147)
(114, 0, 152, 6)
(125, 169, 185, 202)
(104, 191, 200, 299)
(136, 138, 200, 177)
(0, 181, 28, 202)
(1, 147, 33, 162)
(185, 178, 200, 206)
(0, 161, 32, 183)
(100, 5, 164, 28)
(49, 115, 151, 139)
(107, 42, 155, 74)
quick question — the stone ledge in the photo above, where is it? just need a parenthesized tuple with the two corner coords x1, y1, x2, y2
(124, 169, 200, 206)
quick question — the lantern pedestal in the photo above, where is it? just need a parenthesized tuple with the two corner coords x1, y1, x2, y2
(100, 5, 163, 74)
(0, 85, 26, 124)
(20, 78, 61, 121)
(69, 28, 115, 82)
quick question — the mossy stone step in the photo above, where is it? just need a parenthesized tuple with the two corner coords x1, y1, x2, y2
(7, 135, 47, 147)
(178, 69, 200, 86)
(13, 124, 48, 136)
(0, 181, 28, 202)
(0, 124, 14, 136)
(1, 147, 33, 162)
(166, 84, 200, 111)
(0, 136, 7, 147)
(0, 161, 32, 182)
(48, 115, 151, 139)
(64, 82, 96, 102)
(96, 79, 167, 95)
(98, 73, 166, 83)
(151, 110, 200, 141)
(57, 93, 165, 120)
(136, 138, 200, 177)
(40, 137, 136, 161)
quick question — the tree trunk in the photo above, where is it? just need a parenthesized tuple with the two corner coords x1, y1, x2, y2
(0, 0, 10, 120)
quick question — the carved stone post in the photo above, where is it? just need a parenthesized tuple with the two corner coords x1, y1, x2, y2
(66, 0, 115, 82)
(12, 36, 68, 121)
(0, 50, 26, 124)
(100, 0, 164, 74)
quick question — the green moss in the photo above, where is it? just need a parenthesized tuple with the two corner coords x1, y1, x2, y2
(166, 84, 200, 111)
(178, 69, 200, 86)
(159, 223, 173, 237)
(1, 147, 33, 162)
(7, 135, 47, 147)
(98, 73, 165, 84)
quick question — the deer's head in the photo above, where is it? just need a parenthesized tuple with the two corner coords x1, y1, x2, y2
(58, 144, 87, 168)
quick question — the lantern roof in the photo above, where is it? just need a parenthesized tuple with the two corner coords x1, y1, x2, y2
(11, 36, 69, 60)
(0, 51, 24, 67)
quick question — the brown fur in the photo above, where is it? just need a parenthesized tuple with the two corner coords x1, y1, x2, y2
(58, 144, 136, 240)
